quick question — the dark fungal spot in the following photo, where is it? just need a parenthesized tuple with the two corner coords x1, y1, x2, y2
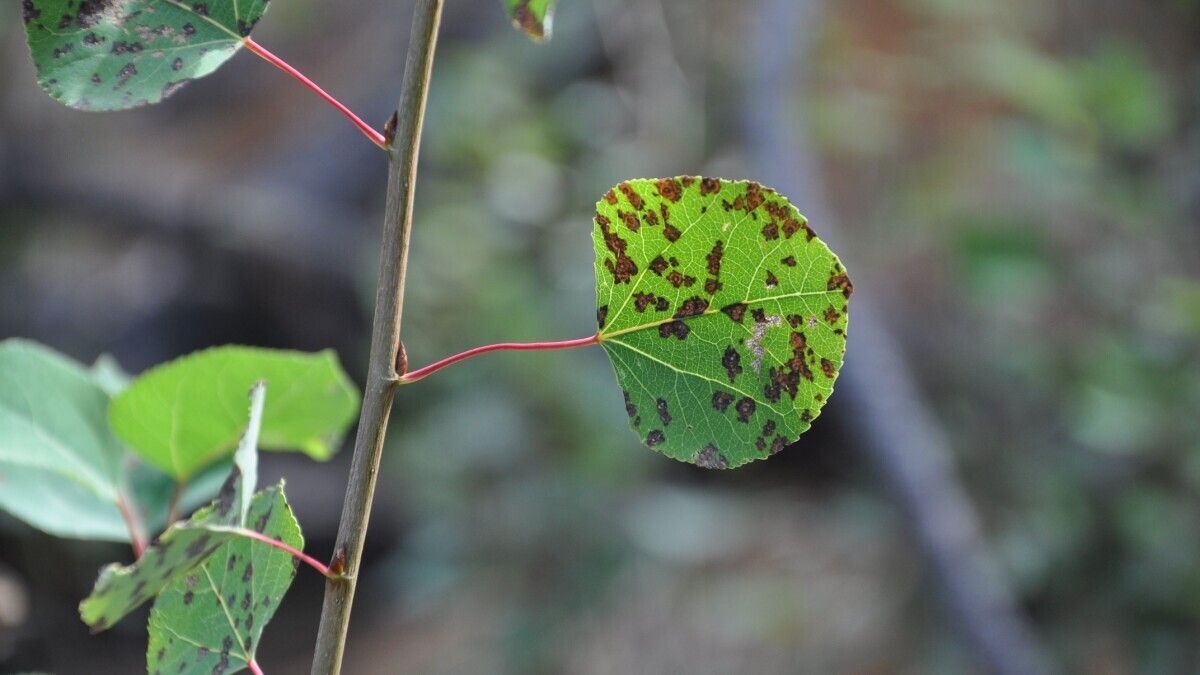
(663, 222, 682, 242)
(821, 358, 836, 379)
(91, 73, 102, 85)
(674, 296, 709, 319)
(634, 292, 656, 313)
(762, 221, 779, 240)
(704, 279, 722, 294)
(603, 189, 618, 205)
(172, 57, 184, 71)
(241, 592, 252, 610)
(643, 209, 660, 227)
(255, 511, 270, 532)
(618, 182, 645, 211)
(752, 308, 767, 323)
(657, 178, 683, 202)
(596, 305, 608, 329)
(191, 3, 209, 15)
(681, 176, 696, 188)
(619, 210, 640, 232)
(242, 562, 253, 583)
(198, 646, 210, 661)
(700, 177, 721, 196)
(706, 240, 724, 276)
(721, 303, 747, 323)
(770, 436, 787, 455)
(623, 391, 638, 419)
(735, 397, 756, 423)
(162, 81, 188, 99)
(649, 256, 668, 275)
(694, 444, 728, 469)
(21, 0, 39, 23)
(237, 19, 254, 36)
(655, 297, 670, 312)
(182, 22, 196, 36)
(781, 255, 797, 267)
(83, 32, 100, 46)
(765, 271, 779, 288)
(646, 430, 665, 447)
(824, 306, 840, 324)
(157, 648, 165, 663)
(183, 590, 194, 605)
(744, 183, 766, 213)
(659, 320, 690, 340)
(787, 314, 804, 328)
(828, 272, 853, 298)
(722, 346, 742, 382)
(801, 409, 814, 423)
(185, 534, 211, 558)
(115, 63, 137, 87)
(762, 420, 777, 437)
(596, 214, 638, 283)
(712, 391, 734, 412)
(226, 554, 237, 571)
(656, 398, 672, 426)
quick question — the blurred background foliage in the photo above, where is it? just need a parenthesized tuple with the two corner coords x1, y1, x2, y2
(1, 0, 1198, 672)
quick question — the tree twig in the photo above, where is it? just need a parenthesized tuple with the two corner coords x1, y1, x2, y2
(310, 1, 444, 672)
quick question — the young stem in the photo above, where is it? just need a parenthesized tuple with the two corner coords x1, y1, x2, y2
(231, 528, 336, 579)
(247, 659, 264, 675)
(115, 493, 147, 558)
(399, 335, 600, 384)
(311, 1, 443, 672)
(243, 37, 389, 150)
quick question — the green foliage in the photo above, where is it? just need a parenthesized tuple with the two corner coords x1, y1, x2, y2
(592, 178, 851, 468)
(21, 0, 269, 111)
(80, 383, 267, 632)
(147, 484, 302, 675)
(110, 346, 359, 480)
(0, 339, 132, 541)
(504, 0, 556, 41)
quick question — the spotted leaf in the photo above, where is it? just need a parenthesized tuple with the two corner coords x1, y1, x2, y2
(21, 0, 270, 111)
(503, 0, 556, 41)
(593, 178, 852, 468)
(147, 484, 301, 675)
(79, 384, 266, 632)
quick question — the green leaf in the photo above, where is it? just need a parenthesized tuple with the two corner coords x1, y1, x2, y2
(592, 178, 852, 469)
(147, 484, 302, 675)
(110, 346, 360, 480)
(0, 339, 131, 541)
(21, 0, 269, 111)
(504, 0, 556, 41)
(79, 384, 266, 632)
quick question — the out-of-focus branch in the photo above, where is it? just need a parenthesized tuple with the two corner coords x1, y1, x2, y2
(746, 1, 1053, 674)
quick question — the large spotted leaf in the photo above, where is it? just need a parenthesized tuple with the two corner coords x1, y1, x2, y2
(79, 383, 266, 632)
(593, 178, 852, 469)
(21, 0, 270, 111)
(503, 0, 556, 41)
(147, 484, 301, 675)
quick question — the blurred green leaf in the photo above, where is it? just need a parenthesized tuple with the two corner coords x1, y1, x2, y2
(593, 178, 851, 468)
(110, 346, 360, 480)
(0, 339, 131, 542)
(22, 0, 269, 110)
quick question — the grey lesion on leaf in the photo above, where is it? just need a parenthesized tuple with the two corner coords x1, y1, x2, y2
(745, 313, 784, 373)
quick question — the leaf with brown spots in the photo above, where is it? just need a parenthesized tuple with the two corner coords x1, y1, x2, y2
(146, 483, 302, 675)
(79, 384, 270, 632)
(22, 0, 270, 111)
(593, 178, 851, 468)
(503, 0, 556, 41)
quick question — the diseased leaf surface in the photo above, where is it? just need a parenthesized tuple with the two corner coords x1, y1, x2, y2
(80, 385, 266, 632)
(147, 485, 301, 675)
(0, 339, 131, 541)
(21, 0, 269, 110)
(593, 178, 852, 468)
(110, 346, 359, 480)
(504, 0, 556, 40)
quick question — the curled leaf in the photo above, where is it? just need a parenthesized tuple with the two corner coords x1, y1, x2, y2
(504, 0, 556, 41)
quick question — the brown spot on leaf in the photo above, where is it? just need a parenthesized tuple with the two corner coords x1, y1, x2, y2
(597, 214, 638, 283)
(712, 391, 734, 412)
(721, 303, 747, 323)
(649, 256, 668, 275)
(657, 178, 683, 202)
(663, 223, 682, 242)
(623, 391, 638, 419)
(659, 320, 690, 340)
(706, 240, 724, 276)
(603, 189, 617, 205)
(597, 305, 608, 329)
(674, 297, 709, 319)
(646, 430, 666, 447)
(824, 306, 840, 324)
(694, 444, 728, 469)
(735, 397, 756, 423)
(781, 255, 797, 267)
(765, 271, 779, 288)
(655, 297, 670, 311)
(618, 182, 645, 210)
(744, 183, 766, 213)
(619, 210, 640, 232)
(722, 346, 743, 382)
(762, 221, 779, 241)
(634, 292, 657, 313)
(656, 398, 672, 426)
(700, 177, 722, 196)
(828, 273, 853, 298)
(820, 358, 836, 379)
(770, 436, 787, 455)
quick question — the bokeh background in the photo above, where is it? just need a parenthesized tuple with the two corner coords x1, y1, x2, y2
(2, 0, 1199, 672)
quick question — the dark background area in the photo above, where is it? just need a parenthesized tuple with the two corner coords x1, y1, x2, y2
(2, 0, 1199, 672)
